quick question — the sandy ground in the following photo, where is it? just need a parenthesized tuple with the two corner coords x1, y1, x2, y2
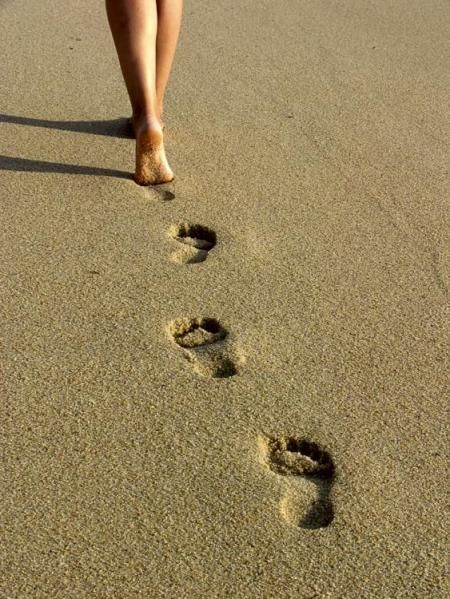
(1, 0, 449, 596)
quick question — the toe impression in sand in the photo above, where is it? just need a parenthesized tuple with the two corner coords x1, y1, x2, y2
(167, 317, 238, 378)
(258, 435, 335, 529)
(169, 223, 217, 264)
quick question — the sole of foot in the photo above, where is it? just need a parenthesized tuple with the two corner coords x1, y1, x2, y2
(134, 124, 174, 186)
(258, 434, 335, 529)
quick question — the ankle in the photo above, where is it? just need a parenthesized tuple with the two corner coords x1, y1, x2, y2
(132, 108, 160, 130)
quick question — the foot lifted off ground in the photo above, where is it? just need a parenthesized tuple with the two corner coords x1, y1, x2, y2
(134, 124, 174, 186)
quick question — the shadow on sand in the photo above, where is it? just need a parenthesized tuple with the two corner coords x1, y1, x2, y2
(0, 155, 131, 180)
(0, 114, 133, 138)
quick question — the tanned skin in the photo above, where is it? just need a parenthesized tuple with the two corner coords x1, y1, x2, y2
(106, 0, 183, 184)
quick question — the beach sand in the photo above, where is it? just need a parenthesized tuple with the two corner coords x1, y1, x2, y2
(1, 0, 448, 596)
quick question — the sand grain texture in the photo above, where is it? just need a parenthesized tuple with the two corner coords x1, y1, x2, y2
(1, 0, 448, 597)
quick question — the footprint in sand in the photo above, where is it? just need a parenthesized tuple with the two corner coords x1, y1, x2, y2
(156, 188, 175, 202)
(168, 317, 237, 378)
(169, 223, 216, 264)
(258, 435, 335, 529)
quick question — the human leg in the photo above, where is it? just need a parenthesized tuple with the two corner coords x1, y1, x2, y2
(105, 0, 173, 184)
(155, 0, 183, 119)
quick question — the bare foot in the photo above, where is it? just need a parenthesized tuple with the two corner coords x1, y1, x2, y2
(134, 118, 173, 186)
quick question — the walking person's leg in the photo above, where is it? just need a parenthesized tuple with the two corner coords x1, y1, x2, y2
(106, 0, 183, 185)
(155, 0, 183, 121)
